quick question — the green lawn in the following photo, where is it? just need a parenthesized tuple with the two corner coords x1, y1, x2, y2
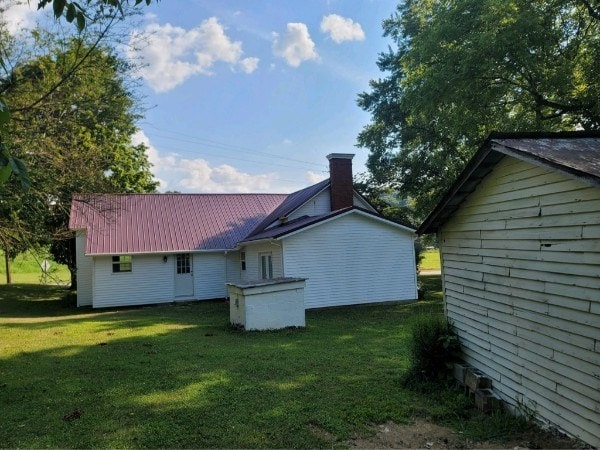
(0, 276, 525, 448)
(0, 250, 70, 285)
(420, 248, 441, 271)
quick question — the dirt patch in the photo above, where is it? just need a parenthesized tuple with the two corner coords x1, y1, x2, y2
(346, 419, 584, 449)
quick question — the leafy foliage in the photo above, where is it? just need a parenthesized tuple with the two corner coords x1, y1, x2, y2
(358, 0, 600, 218)
(403, 314, 461, 383)
(0, 23, 157, 284)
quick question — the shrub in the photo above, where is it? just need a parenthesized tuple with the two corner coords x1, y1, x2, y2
(404, 314, 461, 382)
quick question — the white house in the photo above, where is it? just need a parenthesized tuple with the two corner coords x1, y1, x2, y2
(70, 154, 418, 310)
(418, 132, 600, 447)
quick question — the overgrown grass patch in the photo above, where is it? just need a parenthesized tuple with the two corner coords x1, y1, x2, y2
(420, 248, 441, 271)
(0, 278, 527, 448)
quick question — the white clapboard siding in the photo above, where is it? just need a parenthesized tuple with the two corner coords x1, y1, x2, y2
(282, 212, 417, 308)
(439, 156, 600, 447)
(288, 189, 376, 222)
(240, 242, 283, 282)
(91, 252, 228, 307)
(93, 254, 174, 308)
(75, 231, 93, 306)
(193, 253, 227, 299)
(225, 251, 242, 286)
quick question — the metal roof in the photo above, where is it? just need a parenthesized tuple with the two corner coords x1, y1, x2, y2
(240, 207, 415, 243)
(245, 178, 330, 238)
(69, 193, 288, 255)
(418, 131, 600, 235)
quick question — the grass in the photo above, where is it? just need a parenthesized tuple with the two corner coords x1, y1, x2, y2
(0, 250, 70, 285)
(0, 275, 528, 448)
(420, 248, 441, 271)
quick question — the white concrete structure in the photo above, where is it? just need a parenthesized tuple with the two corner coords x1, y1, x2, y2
(228, 278, 306, 330)
(419, 132, 600, 448)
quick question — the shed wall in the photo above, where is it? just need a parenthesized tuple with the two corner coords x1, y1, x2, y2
(439, 156, 600, 446)
(282, 213, 417, 308)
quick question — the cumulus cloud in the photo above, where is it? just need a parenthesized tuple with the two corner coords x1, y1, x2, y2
(273, 23, 318, 67)
(320, 14, 365, 43)
(2, 1, 37, 35)
(128, 17, 259, 93)
(132, 130, 280, 193)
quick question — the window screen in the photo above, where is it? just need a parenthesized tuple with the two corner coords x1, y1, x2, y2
(112, 255, 132, 273)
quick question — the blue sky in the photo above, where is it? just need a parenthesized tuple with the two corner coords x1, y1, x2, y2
(6, 1, 398, 193)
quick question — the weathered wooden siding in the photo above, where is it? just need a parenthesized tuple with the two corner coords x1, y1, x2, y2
(240, 242, 283, 282)
(75, 231, 93, 306)
(439, 156, 600, 446)
(282, 213, 417, 308)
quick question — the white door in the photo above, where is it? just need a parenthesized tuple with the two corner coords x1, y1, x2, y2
(174, 253, 194, 297)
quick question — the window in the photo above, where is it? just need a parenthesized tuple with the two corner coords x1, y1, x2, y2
(260, 252, 273, 279)
(176, 253, 191, 274)
(112, 255, 132, 273)
(240, 251, 246, 271)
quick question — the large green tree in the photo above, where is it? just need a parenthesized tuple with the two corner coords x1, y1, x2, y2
(0, 30, 157, 285)
(358, 0, 600, 219)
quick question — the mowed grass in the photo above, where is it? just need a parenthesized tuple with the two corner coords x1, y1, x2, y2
(0, 250, 70, 285)
(0, 276, 522, 448)
(420, 248, 441, 271)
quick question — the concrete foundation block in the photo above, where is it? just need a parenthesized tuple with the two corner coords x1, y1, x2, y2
(475, 388, 502, 412)
(453, 362, 471, 384)
(465, 367, 491, 392)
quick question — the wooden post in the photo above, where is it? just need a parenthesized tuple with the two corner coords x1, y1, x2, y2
(4, 250, 12, 284)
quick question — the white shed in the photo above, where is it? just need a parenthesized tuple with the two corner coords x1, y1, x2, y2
(418, 131, 600, 447)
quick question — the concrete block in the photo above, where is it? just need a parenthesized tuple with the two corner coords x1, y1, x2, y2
(453, 362, 471, 384)
(474, 388, 502, 412)
(465, 367, 491, 391)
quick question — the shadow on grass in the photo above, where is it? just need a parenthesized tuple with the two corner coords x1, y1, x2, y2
(0, 281, 452, 448)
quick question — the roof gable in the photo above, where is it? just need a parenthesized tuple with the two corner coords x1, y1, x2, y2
(418, 131, 600, 235)
(241, 207, 415, 243)
(70, 193, 287, 255)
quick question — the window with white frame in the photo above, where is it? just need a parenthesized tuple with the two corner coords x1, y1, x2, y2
(112, 255, 132, 273)
(259, 252, 273, 279)
(240, 251, 246, 271)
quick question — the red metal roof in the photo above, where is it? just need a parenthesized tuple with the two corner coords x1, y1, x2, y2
(69, 193, 288, 255)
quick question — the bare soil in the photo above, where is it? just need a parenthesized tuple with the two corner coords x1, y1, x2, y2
(345, 418, 585, 449)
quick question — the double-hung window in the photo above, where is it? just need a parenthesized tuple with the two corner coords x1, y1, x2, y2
(112, 255, 132, 273)
(259, 252, 273, 279)
(240, 251, 246, 271)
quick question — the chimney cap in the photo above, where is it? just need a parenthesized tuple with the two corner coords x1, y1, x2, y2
(326, 153, 354, 161)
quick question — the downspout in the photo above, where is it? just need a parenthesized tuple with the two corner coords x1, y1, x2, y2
(224, 250, 228, 299)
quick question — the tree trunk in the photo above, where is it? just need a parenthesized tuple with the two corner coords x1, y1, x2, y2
(4, 250, 12, 284)
(69, 265, 77, 290)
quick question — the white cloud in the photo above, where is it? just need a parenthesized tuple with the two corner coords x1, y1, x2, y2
(272, 23, 318, 67)
(128, 17, 259, 93)
(320, 14, 365, 43)
(2, 1, 37, 35)
(132, 130, 280, 193)
(306, 170, 328, 184)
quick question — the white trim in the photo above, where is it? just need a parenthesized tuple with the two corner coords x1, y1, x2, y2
(278, 209, 415, 240)
(86, 248, 233, 257)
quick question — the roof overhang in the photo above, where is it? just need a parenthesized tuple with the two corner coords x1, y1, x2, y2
(418, 131, 600, 235)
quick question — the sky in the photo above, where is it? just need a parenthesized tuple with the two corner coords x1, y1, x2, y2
(5, 1, 398, 194)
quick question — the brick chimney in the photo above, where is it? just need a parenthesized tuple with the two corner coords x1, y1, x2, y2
(327, 153, 355, 211)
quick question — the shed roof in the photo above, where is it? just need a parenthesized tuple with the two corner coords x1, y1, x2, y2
(69, 193, 287, 255)
(418, 131, 600, 235)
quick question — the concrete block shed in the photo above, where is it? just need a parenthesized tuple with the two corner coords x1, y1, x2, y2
(418, 131, 600, 447)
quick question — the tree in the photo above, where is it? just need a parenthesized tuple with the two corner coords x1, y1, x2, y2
(357, 0, 600, 219)
(0, 32, 157, 285)
(37, 0, 153, 32)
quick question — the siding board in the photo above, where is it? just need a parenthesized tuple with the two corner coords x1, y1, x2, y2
(439, 156, 600, 447)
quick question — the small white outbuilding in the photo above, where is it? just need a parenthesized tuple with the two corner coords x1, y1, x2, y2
(418, 131, 600, 447)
